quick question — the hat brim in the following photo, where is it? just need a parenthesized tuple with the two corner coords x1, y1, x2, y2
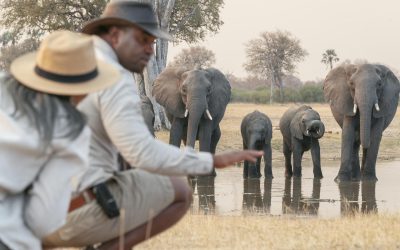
(10, 52, 121, 96)
(82, 17, 173, 40)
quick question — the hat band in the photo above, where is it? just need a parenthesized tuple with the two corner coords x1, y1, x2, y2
(34, 65, 98, 83)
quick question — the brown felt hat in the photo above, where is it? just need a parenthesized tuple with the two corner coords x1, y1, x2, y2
(82, 1, 172, 40)
(10, 30, 120, 95)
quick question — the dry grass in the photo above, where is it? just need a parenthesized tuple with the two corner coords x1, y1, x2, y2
(136, 213, 400, 250)
(156, 103, 400, 161)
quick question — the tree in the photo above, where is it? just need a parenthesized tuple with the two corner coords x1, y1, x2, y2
(169, 46, 216, 69)
(321, 49, 339, 70)
(244, 30, 308, 103)
(0, 0, 225, 129)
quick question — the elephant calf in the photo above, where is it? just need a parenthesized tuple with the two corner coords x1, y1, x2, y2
(241, 111, 273, 179)
(279, 105, 325, 178)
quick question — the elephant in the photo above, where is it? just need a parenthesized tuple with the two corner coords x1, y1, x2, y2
(279, 105, 325, 178)
(140, 96, 155, 137)
(153, 67, 231, 176)
(323, 64, 400, 182)
(240, 111, 273, 178)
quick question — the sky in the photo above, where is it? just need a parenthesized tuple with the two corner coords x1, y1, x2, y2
(168, 0, 400, 82)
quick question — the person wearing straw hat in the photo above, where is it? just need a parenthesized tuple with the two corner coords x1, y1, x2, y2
(0, 30, 120, 250)
(43, 1, 262, 249)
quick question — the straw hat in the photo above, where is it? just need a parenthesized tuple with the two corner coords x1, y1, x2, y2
(10, 30, 120, 95)
(82, 1, 172, 40)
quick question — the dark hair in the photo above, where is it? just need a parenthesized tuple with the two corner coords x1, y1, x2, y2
(3, 74, 86, 149)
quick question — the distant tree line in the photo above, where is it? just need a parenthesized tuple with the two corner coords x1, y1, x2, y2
(231, 81, 325, 103)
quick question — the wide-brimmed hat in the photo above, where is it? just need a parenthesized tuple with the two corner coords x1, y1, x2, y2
(10, 30, 120, 96)
(82, 1, 172, 40)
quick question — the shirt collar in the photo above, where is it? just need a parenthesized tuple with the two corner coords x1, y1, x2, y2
(92, 35, 119, 63)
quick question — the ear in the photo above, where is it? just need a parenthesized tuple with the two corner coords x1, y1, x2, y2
(290, 112, 304, 140)
(323, 64, 357, 117)
(373, 65, 400, 118)
(204, 68, 231, 116)
(152, 67, 187, 118)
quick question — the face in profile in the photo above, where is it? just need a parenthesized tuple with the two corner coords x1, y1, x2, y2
(112, 26, 156, 73)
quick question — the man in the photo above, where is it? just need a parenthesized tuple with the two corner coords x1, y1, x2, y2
(43, 1, 262, 249)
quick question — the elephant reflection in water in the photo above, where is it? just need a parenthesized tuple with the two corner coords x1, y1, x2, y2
(242, 179, 272, 214)
(338, 181, 377, 215)
(282, 178, 321, 215)
(189, 176, 215, 214)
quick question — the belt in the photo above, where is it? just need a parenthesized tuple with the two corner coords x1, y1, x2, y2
(68, 189, 96, 213)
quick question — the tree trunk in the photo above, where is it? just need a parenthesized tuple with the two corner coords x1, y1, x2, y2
(135, 0, 175, 130)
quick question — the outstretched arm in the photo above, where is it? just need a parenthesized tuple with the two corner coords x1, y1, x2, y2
(213, 150, 263, 168)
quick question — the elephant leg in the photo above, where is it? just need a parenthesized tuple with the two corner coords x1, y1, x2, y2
(362, 119, 384, 181)
(169, 117, 184, 147)
(361, 148, 367, 173)
(263, 144, 273, 178)
(310, 140, 323, 178)
(351, 141, 361, 181)
(283, 141, 292, 178)
(292, 139, 303, 177)
(210, 126, 221, 154)
(199, 121, 215, 176)
(336, 116, 356, 182)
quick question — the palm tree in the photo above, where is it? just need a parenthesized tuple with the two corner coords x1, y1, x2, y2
(321, 49, 339, 70)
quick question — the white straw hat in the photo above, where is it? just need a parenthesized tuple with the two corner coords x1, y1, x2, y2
(10, 30, 120, 95)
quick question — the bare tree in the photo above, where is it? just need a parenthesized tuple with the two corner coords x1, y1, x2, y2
(169, 45, 216, 69)
(321, 49, 339, 70)
(244, 30, 308, 103)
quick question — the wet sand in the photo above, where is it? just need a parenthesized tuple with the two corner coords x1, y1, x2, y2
(189, 160, 400, 218)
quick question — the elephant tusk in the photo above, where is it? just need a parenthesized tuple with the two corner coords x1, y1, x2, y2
(375, 103, 380, 112)
(306, 129, 310, 136)
(353, 104, 357, 114)
(184, 109, 189, 117)
(206, 109, 213, 120)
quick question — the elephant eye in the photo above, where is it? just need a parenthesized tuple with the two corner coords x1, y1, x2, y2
(377, 80, 382, 87)
(181, 86, 187, 94)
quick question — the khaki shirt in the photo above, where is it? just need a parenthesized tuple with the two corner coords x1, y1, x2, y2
(77, 36, 213, 191)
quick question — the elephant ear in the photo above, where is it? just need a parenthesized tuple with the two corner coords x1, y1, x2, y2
(323, 64, 357, 117)
(204, 68, 231, 118)
(373, 65, 400, 119)
(153, 67, 188, 118)
(290, 111, 305, 140)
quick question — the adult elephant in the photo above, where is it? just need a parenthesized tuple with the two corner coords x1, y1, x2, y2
(153, 67, 231, 176)
(279, 105, 325, 178)
(324, 64, 400, 182)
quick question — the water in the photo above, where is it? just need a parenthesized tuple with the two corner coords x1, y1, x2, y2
(189, 160, 400, 218)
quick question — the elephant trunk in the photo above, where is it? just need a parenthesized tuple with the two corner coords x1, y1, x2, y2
(186, 99, 207, 148)
(309, 120, 325, 139)
(359, 105, 372, 149)
(248, 134, 262, 151)
(357, 94, 374, 149)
